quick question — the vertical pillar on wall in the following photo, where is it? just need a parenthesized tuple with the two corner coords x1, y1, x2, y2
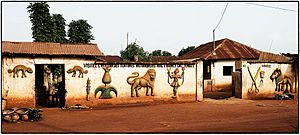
(241, 61, 248, 99)
(196, 61, 204, 101)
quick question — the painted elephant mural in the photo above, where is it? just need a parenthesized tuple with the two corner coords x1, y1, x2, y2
(94, 66, 117, 99)
(127, 69, 156, 97)
(270, 68, 293, 93)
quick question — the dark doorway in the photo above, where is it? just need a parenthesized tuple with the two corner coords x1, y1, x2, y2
(35, 64, 66, 108)
(203, 61, 211, 79)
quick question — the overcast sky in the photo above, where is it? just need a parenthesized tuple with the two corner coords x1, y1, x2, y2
(2, 2, 298, 55)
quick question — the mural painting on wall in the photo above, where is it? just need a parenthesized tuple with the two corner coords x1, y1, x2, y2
(127, 69, 156, 97)
(7, 65, 33, 78)
(247, 66, 263, 94)
(67, 66, 88, 78)
(270, 68, 293, 93)
(86, 78, 91, 101)
(167, 67, 185, 98)
(94, 66, 117, 99)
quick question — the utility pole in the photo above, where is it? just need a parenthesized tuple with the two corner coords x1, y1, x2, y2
(213, 29, 216, 55)
(127, 32, 129, 47)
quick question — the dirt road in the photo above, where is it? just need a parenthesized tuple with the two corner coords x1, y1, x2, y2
(2, 98, 298, 133)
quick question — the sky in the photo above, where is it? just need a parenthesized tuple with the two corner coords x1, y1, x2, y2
(2, 2, 298, 56)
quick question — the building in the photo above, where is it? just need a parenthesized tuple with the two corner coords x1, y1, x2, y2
(2, 41, 201, 109)
(2, 39, 297, 109)
(2, 41, 103, 108)
(177, 38, 295, 99)
(178, 38, 259, 92)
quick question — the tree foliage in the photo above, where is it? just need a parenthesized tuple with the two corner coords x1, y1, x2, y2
(67, 19, 94, 43)
(178, 46, 195, 56)
(27, 2, 54, 42)
(120, 42, 149, 61)
(52, 14, 67, 43)
(149, 50, 173, 57)
(162, 51, 172, 56)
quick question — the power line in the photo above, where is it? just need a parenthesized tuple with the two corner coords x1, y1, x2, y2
(213, 3, 229, 31)
(247, 3, 297, 12)
(213, 3, 229, 54)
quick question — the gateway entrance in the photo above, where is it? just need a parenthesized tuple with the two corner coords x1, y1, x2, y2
(35, 64, 66, 107)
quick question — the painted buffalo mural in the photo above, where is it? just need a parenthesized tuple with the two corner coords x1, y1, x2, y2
(127, 69, 156, 97)
(270, 68, 293, 93)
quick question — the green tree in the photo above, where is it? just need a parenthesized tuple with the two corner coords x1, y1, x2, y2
(27, 2, 54, 42)
(149, 50, 173, 57)
(67, 19, 94, 43)
(120, 42, 149, 61)
(178, 46, 195, 56)
(162, 51, 172, 56)
(150, 50, 162, 56)
(52, 14, 67, 43)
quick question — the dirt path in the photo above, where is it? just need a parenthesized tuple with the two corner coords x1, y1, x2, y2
(2, 98, 298, 133)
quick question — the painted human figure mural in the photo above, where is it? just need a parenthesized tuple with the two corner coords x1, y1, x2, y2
(270, 68, 293, 93)
(167, 67, 185, 98)
(94, 66, 117, 99)
(127, 69, 156, 97)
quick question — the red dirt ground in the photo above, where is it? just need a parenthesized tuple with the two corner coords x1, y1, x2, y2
(1, 98, 299, 133)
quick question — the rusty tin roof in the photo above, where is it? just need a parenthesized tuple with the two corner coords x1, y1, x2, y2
(99, 55, 123, 62)
(179, 38, 260, 60)
(2, 41, 104, 57)
(150, 56, 178, 62)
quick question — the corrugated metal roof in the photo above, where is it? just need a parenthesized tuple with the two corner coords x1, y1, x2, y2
(258, 52, 290, 62)
(99, 55, 123, 62)
(179, 38, 260, 60)
(150, 56, 178, 62)
(2, 41, 104, 56)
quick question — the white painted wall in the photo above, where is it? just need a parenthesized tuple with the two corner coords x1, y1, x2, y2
(2, 56, 202, 107)
(211, 60, 235, 88)
(203, 60, 235, 92)
(196, 61, 204, 101)
(241, 62, 295, 99)
(82, 64, 196, 99)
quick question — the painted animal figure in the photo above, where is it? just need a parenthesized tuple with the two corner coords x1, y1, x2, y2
(67, 66, 88, 78)
(270, 68, 293, 93)
(8, 65, 33, 78)
(127, 69, 156, 97)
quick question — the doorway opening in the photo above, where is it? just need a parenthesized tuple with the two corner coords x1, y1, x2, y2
(35, 64, 66, 108)
(203, 61, 234, 99)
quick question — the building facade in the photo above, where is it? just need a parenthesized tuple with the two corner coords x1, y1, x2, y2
(2, 41, 203, 109)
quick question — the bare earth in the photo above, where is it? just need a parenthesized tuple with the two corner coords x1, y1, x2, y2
(2, 98, 299, 133)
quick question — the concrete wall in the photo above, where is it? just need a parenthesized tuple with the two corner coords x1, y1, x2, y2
(2, 56, 202, 108)
(241, 61, 296, 99)
(2, 57, 96, 108)
(204, 60, 235, 92)
(2, 57, 37, 108)
(67, 62, 200, 106)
